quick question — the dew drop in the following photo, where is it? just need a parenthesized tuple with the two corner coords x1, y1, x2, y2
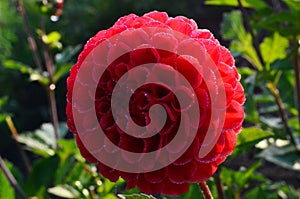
(50, 15, 59, 22)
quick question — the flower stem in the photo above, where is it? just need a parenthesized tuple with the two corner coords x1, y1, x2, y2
(199, 181, 213, 199)
(5, 116, 31, 173)
(0, 155, 27, 199)
(267, 82, 300, 152)
(40, 19, 60, 144)
(17, 0, 43, 71)
(213, 169, 226, 199)
(293, 39, 300, 139)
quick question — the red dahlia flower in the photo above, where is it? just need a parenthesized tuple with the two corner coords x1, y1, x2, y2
(66, 11, 245, 196)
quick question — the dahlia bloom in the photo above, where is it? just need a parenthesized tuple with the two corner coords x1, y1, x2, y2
(66, 11, 245, 196)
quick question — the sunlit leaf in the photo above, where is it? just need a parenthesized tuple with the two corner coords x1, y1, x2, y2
(53, 63, 72, 83)
(0, 96, 8, 109)
(232, 127, 273, 157)
(259, 32, 289, 67)
(43, 31, 61, 44)
(18, 123, 68, 157)
(18, 133, 55, 157)
(48, 184, 81, 198)
(205, 0, 268, 9)
(0, 161, 16, 199)
(118, 193, 156, 199)
(3, 60, 49, 86)
(283, 0, 300, 12)
(221, 161, 262, 193)
(221, 11, 263, 70)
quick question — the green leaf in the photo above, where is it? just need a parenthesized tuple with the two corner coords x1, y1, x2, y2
(244, 181, 300, 199)
(0, 161, 16, 199)
(18, 132, 55, 157)
(257, 142, 300, 172)
(205, 0, 268, 9)
(54, 139, 81, 184)
(3, 60, 49, 86)
(53, 63, 72, 83)
(55, 45, 82, 65)
(238, 68, 260, 122)
(0, 96, 8, 109)
(221, 11, 263, 70)
(48, 184, 81, 199)
(253, 11, 300, 37)
(221, 161, 262, 193)
(24, 155, 60, 197)
(259, 32, 289, 67)
(43, 31, 61, 44)
(18, 123, 69, 156)
(283, 0, 300, 12)
(0, 113, 9, 124)
(102, 193, 119, 199)
(118, 193, 156, 199)
(270, 58, 294, 70)
(53, 45, 82, 82)
(233, 127, 273, 157)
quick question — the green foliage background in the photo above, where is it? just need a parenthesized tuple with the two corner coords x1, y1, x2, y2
(0, 0, 300, 198)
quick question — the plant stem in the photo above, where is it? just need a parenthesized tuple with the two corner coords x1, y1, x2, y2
(267, 82, 300, 152)
(40, 19, 60, 144)
(293, 39, 300, 137)
(17, 0, 43, 71)
(5, 116, 31, 173)
(0, 155, 27, 199)
(213, 169, 226, 199)
(199, 181, 213, 199)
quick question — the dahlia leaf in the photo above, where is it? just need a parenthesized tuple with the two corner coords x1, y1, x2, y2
(259, 32, 289, 67)
(221, 11, 263, 70)
(283, 0, 300, 12)
(48, 184, 81, 198)
(257, 142, 300, 172)
(102, 193, 119, 199)
(221, 161, 261, 193)
(232, 127, 273, 157)
(252, 12, 299, 37)
(118, 193, 156, 199)
(18, 133, 55, 157)
(244, 182, 300, 199)
(42, 31, 61, 44)
(0, 96, 8, 109)
(0, 113, 9, 124)
(239, 69, 259, 123)
(205, 0, 268, 9)
(53, 63, 72, 83)
(54, 154, 77, 185)
(236, 127, 273, 146)
(3, 60, 49, 86)
(55, 45, 82, 65)
(0, 160, 23, 199)
(0, 170, 14, 199)
(18, 123, 68, 157)
(24, 155, 60, 197)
